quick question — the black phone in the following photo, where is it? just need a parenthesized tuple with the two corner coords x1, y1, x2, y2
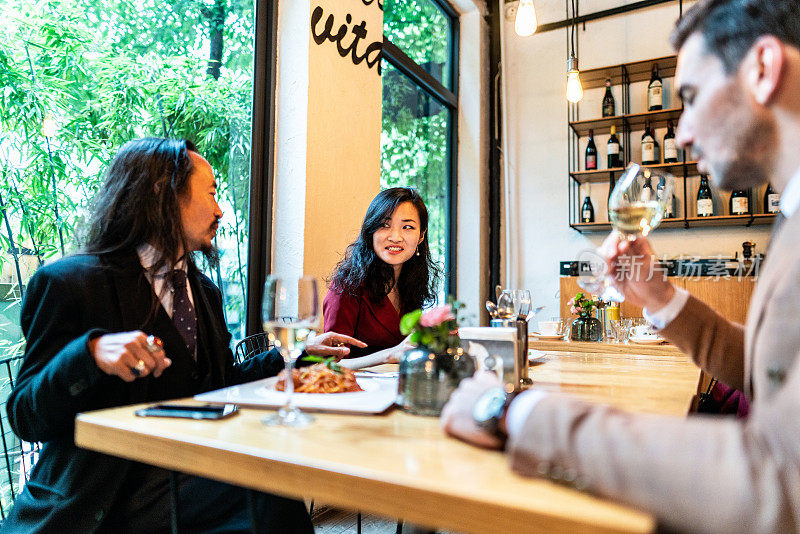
(135, 403, 239, 420)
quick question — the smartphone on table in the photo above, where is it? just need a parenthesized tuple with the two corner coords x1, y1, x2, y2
(135, 403, 239, 420)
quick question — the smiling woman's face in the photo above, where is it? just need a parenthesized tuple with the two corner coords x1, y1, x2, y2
(372, 201, 424, 269)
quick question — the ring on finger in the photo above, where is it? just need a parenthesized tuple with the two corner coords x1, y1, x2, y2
(130, 359, 146, 377)
(146, 335, 163, 353)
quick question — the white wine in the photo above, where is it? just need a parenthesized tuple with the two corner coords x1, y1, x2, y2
(610, 201, 664, 237)
(264, 323, 314, 360)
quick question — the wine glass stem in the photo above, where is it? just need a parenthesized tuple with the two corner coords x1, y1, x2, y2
(283, 357, 295, 413)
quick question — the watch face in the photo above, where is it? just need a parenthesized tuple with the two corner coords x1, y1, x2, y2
(473, 387, 507, 426)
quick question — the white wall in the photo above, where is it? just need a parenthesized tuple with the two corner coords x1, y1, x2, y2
(502, 0, 772, 318)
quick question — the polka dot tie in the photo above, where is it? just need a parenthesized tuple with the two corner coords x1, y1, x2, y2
(172, 269, 197, 357)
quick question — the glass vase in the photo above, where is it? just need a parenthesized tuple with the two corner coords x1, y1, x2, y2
(570, 316, 602, 342)
(397, 346, 476, 416)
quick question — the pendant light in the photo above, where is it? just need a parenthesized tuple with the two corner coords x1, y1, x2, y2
(566, 0, 583, 103)
(515, 0, 538, 37)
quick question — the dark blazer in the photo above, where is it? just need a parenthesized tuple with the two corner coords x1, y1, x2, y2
(322, 288, 404, 358)
(2, 249, 284, 533)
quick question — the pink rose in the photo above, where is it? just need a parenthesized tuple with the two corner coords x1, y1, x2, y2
(420, 306, 455, 327)
(570, 306, 579, 314)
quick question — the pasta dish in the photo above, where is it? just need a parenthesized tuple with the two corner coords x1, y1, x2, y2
(275, 363, 363, 393)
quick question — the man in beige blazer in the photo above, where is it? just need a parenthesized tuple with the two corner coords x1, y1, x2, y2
(442, 1, 800, 532)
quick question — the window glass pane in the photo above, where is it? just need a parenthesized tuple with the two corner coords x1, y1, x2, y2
(0, 0, 255, 361)
(380, 61, 450, 302)
(383, 0, 452, 90)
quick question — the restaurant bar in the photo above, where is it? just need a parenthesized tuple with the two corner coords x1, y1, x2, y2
(0, 0, 797, 532)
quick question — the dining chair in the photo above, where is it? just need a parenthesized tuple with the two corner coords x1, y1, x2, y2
(0, 354, 40, 521)
(233, 332, 272, 364)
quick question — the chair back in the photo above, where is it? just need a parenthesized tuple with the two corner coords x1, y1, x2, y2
(0, 354, 40, 519)
(233, 332, 272, 364)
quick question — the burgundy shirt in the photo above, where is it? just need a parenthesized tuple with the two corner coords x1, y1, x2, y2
(323, 288, 405, 358)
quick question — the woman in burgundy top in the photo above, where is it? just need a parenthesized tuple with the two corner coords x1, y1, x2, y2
(324, 188, 440, 366)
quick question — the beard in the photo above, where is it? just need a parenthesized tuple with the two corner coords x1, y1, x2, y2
(199, 242, 220, 270)
(704, 86, 778, 191)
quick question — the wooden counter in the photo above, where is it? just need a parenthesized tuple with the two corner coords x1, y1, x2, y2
(560, 276, 756, 323)
(530, 337, 684, 357)
(75, 350, 701, 534)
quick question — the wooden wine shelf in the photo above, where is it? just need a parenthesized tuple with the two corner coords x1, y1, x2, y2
(685, 214, 776, 227)
(570, 218, 688, 233)
(570, 107, 684, 136)
(571, 214, 777, 233)
(569, 54, 770, 234)
(580, 55, 677, 90)
(570, 162, 699, 184)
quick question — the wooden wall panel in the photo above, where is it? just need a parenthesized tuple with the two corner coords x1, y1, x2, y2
(559, 277, 755, 324)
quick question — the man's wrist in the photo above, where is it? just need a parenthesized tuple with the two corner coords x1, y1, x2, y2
(643, 282, 676, 313)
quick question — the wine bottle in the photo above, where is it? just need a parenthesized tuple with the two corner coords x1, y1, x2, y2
(641, 123, 657, 165)
(607, 125, 621, 168)
(697, 174, 713, 217)
(585, 130, 598, 171)
(657, 176, 674, 218)
(602, 78, 616, 117)
(642, 177, 655, 202)
(764, 184, 780, 214)
(581, 195, 595, 223)
(730, 189, 750, 216)
(607, 173, 616, 217)
(663, 120, 678, 163)
(648, 63, 663, 111)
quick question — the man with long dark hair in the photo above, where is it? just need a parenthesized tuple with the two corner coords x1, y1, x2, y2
(3, 138, 360, 533)
(443, 1, 800, 532)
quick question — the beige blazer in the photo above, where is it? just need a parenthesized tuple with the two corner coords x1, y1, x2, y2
(508, 212, 800, 534)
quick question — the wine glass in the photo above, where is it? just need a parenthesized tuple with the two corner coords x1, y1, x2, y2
(578, 164, 675, 302)
(496, 290, 516, 319)
(262, 275, 319, 427)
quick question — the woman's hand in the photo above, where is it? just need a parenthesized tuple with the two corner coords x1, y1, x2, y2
(305, 332, 367, 360)
(384, 335, 415, 364)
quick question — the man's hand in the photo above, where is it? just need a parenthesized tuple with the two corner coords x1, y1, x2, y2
(305, 332, 367, 360)
(89, 331, 171, 382)
(440, 372, 506, 450)
(602, 231, 676, 311)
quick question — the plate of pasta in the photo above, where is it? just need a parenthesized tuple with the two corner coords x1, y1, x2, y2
(194, 363, 398, 414)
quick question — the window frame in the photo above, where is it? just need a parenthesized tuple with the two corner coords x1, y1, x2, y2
(381, 0, 460, 298)
(245, 0, 279, 337)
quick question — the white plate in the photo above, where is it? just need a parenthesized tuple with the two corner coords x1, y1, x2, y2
(629, 336, 666, 345)
(194, 375, 398, 414)
(531, 333, 566, 340)
(528, 349, 548, 363)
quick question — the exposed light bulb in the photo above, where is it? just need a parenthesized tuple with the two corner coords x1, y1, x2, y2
(514, 0, 538, 37)
(566, 55, 584, 103)
(42, 113, 57, 138)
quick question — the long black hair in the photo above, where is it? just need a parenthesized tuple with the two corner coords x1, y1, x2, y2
(330, 187, 440, 313)
(83, 137, 210, 274)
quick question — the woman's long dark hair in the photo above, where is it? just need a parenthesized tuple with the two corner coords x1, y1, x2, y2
(330, 187, 440, 313)
(83, 138, 204, 274)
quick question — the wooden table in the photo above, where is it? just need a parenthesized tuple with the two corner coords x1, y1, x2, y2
(75, 349, 701, 534)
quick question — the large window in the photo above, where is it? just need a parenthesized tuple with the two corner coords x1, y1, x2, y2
(0, 0, 256, 508)
(381, 0, 458, 300)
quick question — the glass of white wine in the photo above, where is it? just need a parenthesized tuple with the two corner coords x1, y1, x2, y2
(578, 164, 675, 302)
(262, 275, 319, 427)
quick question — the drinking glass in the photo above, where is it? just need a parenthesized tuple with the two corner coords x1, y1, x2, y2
(515, 289, 532, 320)
(262, 275, 319, 427)
(578, 164, 675, 302)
